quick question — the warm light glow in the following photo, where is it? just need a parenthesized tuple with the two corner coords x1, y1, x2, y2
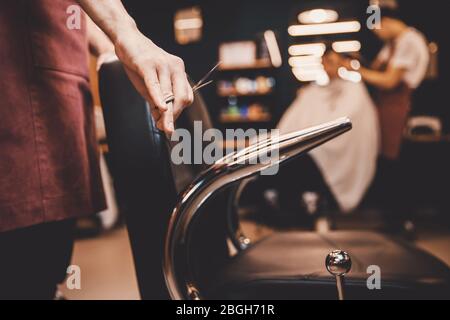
(289, 56, 322, 67)
(316, 72, 331, 86)
(298, 9, 339, 24)
(338, 67, 362, 83)
(288, 21, 361, 37)
(289, 43, 326, 56)
(350, 59, 361, 70)
(264, 30, 283, 68)
(293, 64, 324, 71)
(332, 40, 362, 53)
(292, 68, 328, 83)
(370, 0, 398, 10)
(174, 7, 203, 45)
(174, 18, 203, 30)
(429, 42, 439, 54)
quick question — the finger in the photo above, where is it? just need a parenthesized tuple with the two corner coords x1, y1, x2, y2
(172, 72, 193, 120)
(157, 64, 173, 105)
(150, 106, 161, 123)
(160, 100, 175, 136)
(156, 119, 164, 132)
(156, 65, 175, 134)
(142, 67, 168, 112)
(157, 114, 172, 135)
(123, 66, 153, 102)
(187, 80, 194, 104)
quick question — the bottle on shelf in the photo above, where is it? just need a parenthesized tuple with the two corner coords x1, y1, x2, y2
(217, 76, 276, 97)
(220, 97, 272, 123)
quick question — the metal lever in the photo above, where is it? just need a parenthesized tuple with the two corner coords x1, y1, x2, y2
(326, 250, 352, 300)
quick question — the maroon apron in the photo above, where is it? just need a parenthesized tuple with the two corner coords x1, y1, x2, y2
(0, 0, 106, 232)
(375, 44, 413, 160)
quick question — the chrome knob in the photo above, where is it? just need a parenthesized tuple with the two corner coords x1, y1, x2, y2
(326, 250, 352, 300)
(326, 250, 352, 276)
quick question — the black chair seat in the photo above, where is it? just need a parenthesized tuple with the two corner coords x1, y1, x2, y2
(209, 231, 450, 300)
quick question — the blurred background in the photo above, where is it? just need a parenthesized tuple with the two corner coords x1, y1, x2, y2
(123, 0, 449, 127)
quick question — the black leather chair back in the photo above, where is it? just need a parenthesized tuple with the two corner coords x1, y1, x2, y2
(99, 61, 229, 299)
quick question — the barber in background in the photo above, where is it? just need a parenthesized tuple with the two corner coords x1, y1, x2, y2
(279, 49, 380, 216)
(343, 0, 429, 232)
(0, 0, 192, 299)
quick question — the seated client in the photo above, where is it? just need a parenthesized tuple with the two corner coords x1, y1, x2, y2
(277, 49, 380, 213)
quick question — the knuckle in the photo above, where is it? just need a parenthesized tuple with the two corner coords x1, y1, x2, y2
(138, 65, 155, 79)
(171, 56, 185, 69)
(176, 92, 190, 105)
(186, 88, 194, 104)
(184, 94, 194, 105)
(144, 75, 158, 87)
(138, 57, 155, 69)
(153, 57, 167, 68)
(182, 97, 192, 107)
(176, 57, 185, 67)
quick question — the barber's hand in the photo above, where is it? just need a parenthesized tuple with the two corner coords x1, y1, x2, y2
(114, 31, 193, 135)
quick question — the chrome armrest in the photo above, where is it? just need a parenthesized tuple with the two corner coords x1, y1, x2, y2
(163, 117, 352, 300)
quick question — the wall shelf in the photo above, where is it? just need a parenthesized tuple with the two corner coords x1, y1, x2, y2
(219, 114, 272, 123)
(217, 90, 274, 97)
(218, 59, 273, 71)
(215, 35, 280, 130)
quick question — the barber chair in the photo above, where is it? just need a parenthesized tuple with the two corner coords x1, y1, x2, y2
(99, 61, 450, 300)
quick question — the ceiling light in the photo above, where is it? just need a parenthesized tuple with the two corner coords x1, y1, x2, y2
(288, 56, 322, 67)
(338, 67, 362, 83)
(298, 9, 339, 24)
(174, 18, 203, 30)
(264, 30, 283, 68)
(289, 43, 326, 56)
(292, 68, 328, 82)
(350, 60, 361, 70)
(288, 21, 361, 37)
(332, 40, 362, 53)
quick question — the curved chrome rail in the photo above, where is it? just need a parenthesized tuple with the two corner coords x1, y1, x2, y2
(163, 117, 353, 300)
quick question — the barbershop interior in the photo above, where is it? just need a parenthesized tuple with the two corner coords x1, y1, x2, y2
(2, 0, 450, 301)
